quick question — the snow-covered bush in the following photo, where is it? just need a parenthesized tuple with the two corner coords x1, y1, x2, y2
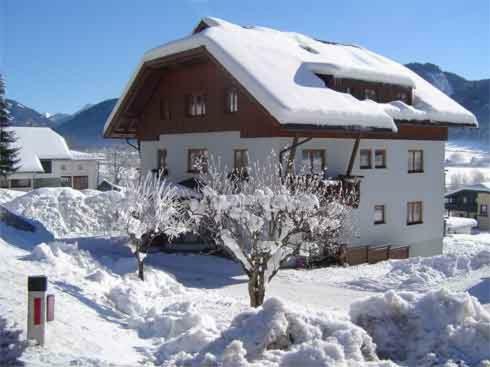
(118, 172, 189, 280)
(191, 155, 354, 307)
(170, 297, 390, 367)
(0, 316, 26, 365)
(350, 289, 490, 366)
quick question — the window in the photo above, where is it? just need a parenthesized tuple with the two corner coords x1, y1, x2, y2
(61, 164, 66, 171)
(160, 98, 171, 120)
(0, 176, 8, 188)
(157, 149, 167, 172)
(407, 201, 423, 225)
(234, 149, 248, 173)
(73, 176, 89, 190)
(188, 149, 208, 173)
(60, 176, 72, 187)
(10, 179, 31, 188)
(187, 93, 206, 117)
(364, 88, 377, 101)
(480, 204, 488, 217)
(408, 150, 423, 173)
(40, 159, 52, 174)
(396, 91, 409, 104)
(227, 88, 238, 113)
(360, 149, 372, 169)
(374, 149, 387, 168)
(302, 150, 326, 174)
(374, 205, 385, 225)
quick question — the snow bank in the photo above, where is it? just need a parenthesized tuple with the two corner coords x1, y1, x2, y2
(0, 316, 26, 365)
(5, 187, 124, 238)
(446, 216, 478, 234)
(169, 297, 393, 367)
(344, 250, 490, 292)
(350, 289, 490, 366)
(107, 269, 184, 317)
(0, 189, 24, 205)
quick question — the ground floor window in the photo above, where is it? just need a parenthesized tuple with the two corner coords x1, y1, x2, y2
(234, 149, 248, 173)
(10, 179, 31, 188)
(188, 149, 208, 173)
(61, 176, 72, 187)
(302, 149, 326, 174)
(0, 176, 9, 188)
(480, 204, 488, 217)
(73, 176, 88, 190)
(374, 205, 385, 225)
(407, 201, 423, 225)
(359, 149, 372, 169)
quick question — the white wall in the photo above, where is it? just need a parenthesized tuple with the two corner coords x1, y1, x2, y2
(54, 159, 98, 189)
(7, 159, 98, 190)
(141, 132, 445, 256)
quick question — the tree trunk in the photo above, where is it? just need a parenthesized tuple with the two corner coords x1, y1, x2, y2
(248, 269, 265, 308)
(135, 250, 145, 281)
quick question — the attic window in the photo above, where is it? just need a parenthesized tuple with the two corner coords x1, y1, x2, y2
(316, 74, 334, 87)
(299, 44, 319, 54)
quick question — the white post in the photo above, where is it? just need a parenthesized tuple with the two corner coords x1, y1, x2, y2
(27, 276, 47, 346)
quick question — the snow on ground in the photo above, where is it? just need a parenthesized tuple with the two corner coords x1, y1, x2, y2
(4, 187, 124, 238)
(0, 188, 24, 205)
(446, 216, 478, 234)
(1, 189, 490, 366)
(351, 289, 490, 366)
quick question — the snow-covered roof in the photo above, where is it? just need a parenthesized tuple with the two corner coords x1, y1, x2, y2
(445, 183, 490, 197)
(70, 150, 99, 161)
(104, 17, 477, 135)
(9, 127, 97, 173)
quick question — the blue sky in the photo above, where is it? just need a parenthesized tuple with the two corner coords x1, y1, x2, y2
(1, 0, 489, 115)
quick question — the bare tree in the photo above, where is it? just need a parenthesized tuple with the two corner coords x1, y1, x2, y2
(118, 172, 189, 280)
(190, 155, 354, 307)
(101, 146, 139, 186)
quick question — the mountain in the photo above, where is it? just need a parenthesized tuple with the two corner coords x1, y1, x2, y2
(6, 99, 53, 127)
(47, 112, 72, 126)
(55, 98, 118, 148)
(405, 63, 489, 148)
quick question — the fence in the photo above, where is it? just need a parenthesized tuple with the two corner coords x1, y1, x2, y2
(346, 245, 409, 265)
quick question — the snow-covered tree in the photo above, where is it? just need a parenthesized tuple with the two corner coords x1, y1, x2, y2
(0, 74, 19, 179)
(190, 155, 355, 307)
(118, 172, 189, 280)
(101, 146, 139, 186)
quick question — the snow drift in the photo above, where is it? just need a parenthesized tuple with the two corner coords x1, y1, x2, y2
(0, 316, 26, 365)
(168, 297, 394, 367)
(5, 188, 124, 238)
(350, 289, 490, 366)
(0, 189, 24, 205)
(343, 250, 490, 292)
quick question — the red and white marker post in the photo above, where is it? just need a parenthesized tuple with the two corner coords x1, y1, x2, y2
(27, 276, 54, 346)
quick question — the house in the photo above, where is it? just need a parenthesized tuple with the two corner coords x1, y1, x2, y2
(445, 182, 490, 230)
(0, 127, 99, 191)
(103, 17, 478, 258)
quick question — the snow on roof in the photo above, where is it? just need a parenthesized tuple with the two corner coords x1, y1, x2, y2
(70, 150, 99, 161)
(445, 183, 490, 197)
(10, 127, 73, 173)
(105, 17, 477, 135)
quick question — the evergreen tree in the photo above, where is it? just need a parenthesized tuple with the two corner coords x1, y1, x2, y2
(0, 74, 19, 178)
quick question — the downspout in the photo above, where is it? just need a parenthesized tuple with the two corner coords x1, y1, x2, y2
(126, 138, 140, 152)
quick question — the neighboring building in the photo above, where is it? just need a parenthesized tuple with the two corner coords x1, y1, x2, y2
(104, 18, 478, 257)
(445, 182, 490, 230)
(0, 127, 98, 191)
